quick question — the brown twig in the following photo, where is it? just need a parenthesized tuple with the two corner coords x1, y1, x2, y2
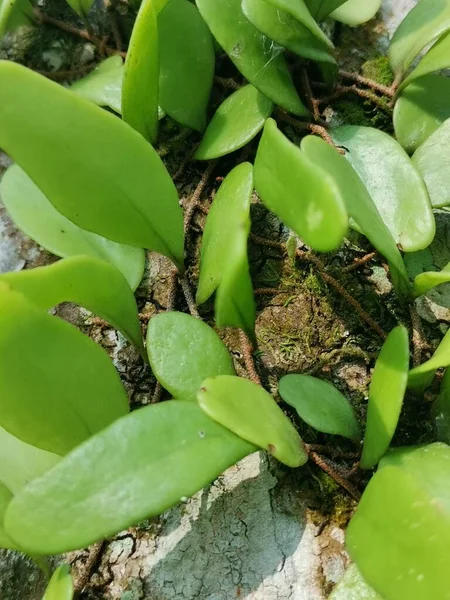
(183, 161, 217, 233)
(179, 274, 200, 318)
(254, 288, 282, 296)
(300, 67, 321, 122)
(73, 541, 104, 597)
(214, 76, 241, 91)
(324, 85, 392, 113)
(275, 109, 344, 153)
(339, 69, 394, 98)
(38, 64, 98, 81)
(239, 330, 261, 386)
(409, 304, 428, 367)
(343, 252, 376, 273)
(309, 452, 361, 501)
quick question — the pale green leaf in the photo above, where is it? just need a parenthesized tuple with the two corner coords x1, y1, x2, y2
(305, 0, 347, 21)
(400, 31, 450, 90)
(330, 564, 382, 600)
(0, 483, 16, 550)
(412, 262, 450, 298)
(265, 0, 332, 48)
(0, 0, 33, 37)
(330, 0, 381, 26)
(42, 564, 73, 600)
(70, 56, 123, 114)
(408, 326, 450, 392)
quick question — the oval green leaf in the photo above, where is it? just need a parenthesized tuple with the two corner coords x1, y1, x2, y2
(4, 401, 256, 554)
(195, 85, 273, 160)
(329, 0, 381, 26)
(434, 369, 450, 444)
(71, 56, 123, 114)
(278, 374, 361, 441)
(42, 565, 73, 600)
(254, 119, 348, 253)
(0, 164, 145, 291)
(408, 325, 450, 392)
(0, 0, 33, 37)
(159, 0, 215, 132)
(412, 261, 450, 298)
(0, 60, 184, 268)
(0, 255, 145, 355)
(0, 286, 129, 455)
(265, 0, 332, 48)
(195, 0, 308, 116)
(0, 483, 17, 550)
(393, 74, 450, 154)
(198, 375, 308, 467)
(147, 311, 235, 401)
(360, 325, 409, 469)
(400, 31, 450, 91)
(332, 125, 435, 252)
(305, 0, 347, 21)
(66, 0, 94, 16)
(330, 564, 382, 600)
(412, 118, 450, 208)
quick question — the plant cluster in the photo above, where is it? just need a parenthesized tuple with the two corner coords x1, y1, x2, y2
(0, 0, 450, 598)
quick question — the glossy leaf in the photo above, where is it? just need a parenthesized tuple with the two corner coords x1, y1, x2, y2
(195, 85, 272, 160)
(0, 61, 184, 268)
(0, 0, 33, 37)
(413, 262, 450, 298)
(408, 326, 450, 392)
(0, 483, 16, 550)
(434, 369, 450, 443)
(329, 0, 381, 26)
(0, 286, 129, 455)
(198, 375, 308, 467)
(360, 326, 409, 469)
(0, 256, 145, 355)
(254, 119, 348, 252)
(332, 126, 435, 252)
(400, 31, 450, 90)
(70, 56, 123, 114)
(330, 564, 382, 600)
(0, 165, 145, 291)
(195, 0, 308, 116)
(42, 565, 73, 600)
(147, 312, 235, 401)
(413, 118, 450, 208)
(265, 0, 332, 48)
(278, 374, 361, 441)
(393, 74, 450, 154)
(305, 0, 347, 21)
(4, 401, 256, 554)
(159, 0, 214, 131)
(301, 135, 411, 297)
(389, 0, 450, 76)
(66, 0, 94, 17)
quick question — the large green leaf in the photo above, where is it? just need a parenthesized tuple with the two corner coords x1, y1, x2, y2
(265, 0, 332, 47)
(434, 369, 450, 443)
(412, 261, 450, 298)
(0, 256, 144, 355)
(393, 74, 450, 154)
(330, 564, 382, 600)
(42, 564, 73, 600)
(301, 135, 411, 297)
(254, 119, 348, 252)
(278, 374, 361, 441)
(159, 0, 215, 132)
(0, 60, 184, 268)
(360, 326, 409, 469)
(0, 483, 16, 550)
(70, 56, 123, 114)
(329, 0, 381, 26)
(0, 0, 33, 37)
(0, 286, 129, 455)
(195, 0, 308, 116)
(332, 126, 435, 252)
(195, 85, 273, 160)
(413, 118, 450, 208)
(408, 326, 450, 392)
(65, 0, 94, 17)
(400, 31, 450, 90)
(389, 0, 450, 77)
(147, 312, 235, 401)
(198, 375, 308, 467)
(0, 165, 145, 291)
(4, 401, 256, 554)
(305, 0, 347, 20)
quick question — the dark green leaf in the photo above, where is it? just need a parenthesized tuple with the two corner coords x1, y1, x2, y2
(265, 0, 332, 47)
(147, 311, 235, 401)
(434, 369, 450, 443)
(278, 374, 361, 441)
(400, 31, 450, 90)
(305, 0, 347, 21)
(42, 565, 73, 600)
(66, 0, 94, 16)
(0, 483, 16, 550)
(70, 56, 123, 114)
(412, 262, 450, 298)
(329, 0, 381, 26)
(198, 375, 308, 467)
(408, 327, 450, 392)
(330, 564, 382, 600)
(4, 401, 256, 554)
(0, 0, 33, 36)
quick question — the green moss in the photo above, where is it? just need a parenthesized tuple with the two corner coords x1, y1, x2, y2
(361, 56, 394, 87)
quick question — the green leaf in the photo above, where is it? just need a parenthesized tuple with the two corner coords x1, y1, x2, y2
(254, 119, 348, 253)
(198, 375, 308, 467)
(0, 0, 33, 37)
(400, 31, 450, 90)
(332, 126, 435, 252)
(65, 0, 94, 17)
(122, 0, 161, 143)
(195, 0, 308, 116)
(159, 0, 215, 132)
(0, 256, 145, 355)
(329, 564, 382, 600)
(408, 326, 450, 392)
(70, 56, 123, 114)
(393, 74, 450, 154)
(389, 0, 450, 77)
(305, 0, 347, 21)
(4, 401, 256, 554)
(0, 61, 184, 268)
(329, 0, 381, 26)
(301, 135, 411, 297)
(0, 164, 145, 291)
(347, 460, 450, 600)
(42, 565, 73, 600)
(0, 483, 16, 550)
(412, 118, 450, 208)
(195, 85, 273, 160)
(0, 286, 129, 455)
(434, 369, 450, 444)
(360, 325, 409, 470)
(147, 311, 235, 401)
(412, 261, 450, 298)
(265, 0, 332, 48)
(278, 374, 361, 441)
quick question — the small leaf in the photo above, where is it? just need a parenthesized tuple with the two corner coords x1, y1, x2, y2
(408, 326, 450, 392)
(265, 0, 332, 48)
(412, 262, 450, 298)
(329, 0, 381, 26)
(0, 286, 129, 455)
(400, 31, 450, 90)
(413, 118, 450, 208)
(198, 375, 308, 467)
(42, 565, 73, 600)
(0, 0, 33, 37)
(254, 119, 348, 252)
(0, 483, 16, 550)
(393, 74, 450, 154)
(0, 256, 145, 355)
(329, 564, 382, 600)
(0, 61, 184, 268)
(389, 0, 450, 77)
(332, 126, 435, 252)
(159, 0, 215, 132)
(0, 164, 145, 291)
(434, 369, 450, 444)
(147, 311, 235, 401)
(195, 0, 308, 116)
(305, 0, 347, 21)
(278, 374, 361, 441)
(195, 85, 273, 160)
(70, 56, 123, 114)
(360, 325, 409, 470)
(65, 0, 94, 16)
(4, 401, 256, 554)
